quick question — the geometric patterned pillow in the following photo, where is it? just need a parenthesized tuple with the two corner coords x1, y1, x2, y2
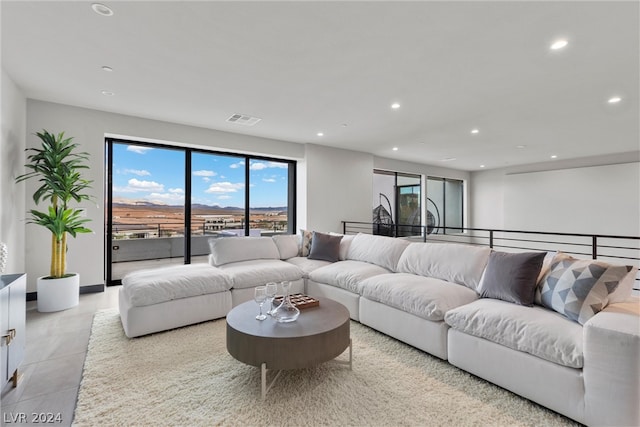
(539, 258, 632, 325)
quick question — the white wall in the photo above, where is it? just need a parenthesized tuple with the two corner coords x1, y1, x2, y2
(471, 161, 640, 236)
(24, 100, 307, 292)
(304, 144, 373, 233)
(25, 99, 637, 294)
(467, 169, 505, 230)
(0, 68, 26, 275)
(23, 101, 382, 291)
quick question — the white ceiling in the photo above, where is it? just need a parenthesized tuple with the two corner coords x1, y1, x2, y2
(2, 1, 638, 171)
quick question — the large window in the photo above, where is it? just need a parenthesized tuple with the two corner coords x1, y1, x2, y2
(426, 177, 464, 234)
(106, 139, 296, 284)
(372, 170, 422, 237)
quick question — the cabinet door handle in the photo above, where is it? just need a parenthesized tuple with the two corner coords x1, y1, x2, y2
(2, 329, 16, 346)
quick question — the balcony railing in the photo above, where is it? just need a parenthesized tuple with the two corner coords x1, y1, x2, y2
(342, 221, 640, 291)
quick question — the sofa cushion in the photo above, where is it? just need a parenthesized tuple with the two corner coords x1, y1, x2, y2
(479, 251, 546, 306)
(121, 264, 232, 307)
(272, 234, 299, 260)
(308, 260, 390, 293)
(299, 229, 313, 256)
(539, 257, 633, 325)
(308, 231, 343, 262)
(218, 259, 304, 289)
(329, 233, 355, 260)
(208, 237, 280, 266)
(360, 273, 479, 321)
(445, 299, 584, 368)
(346, 233, 410, 272)
(339, 234, 355, 260)
(285, 256, 331, 278)
(397, 242, 491, 291)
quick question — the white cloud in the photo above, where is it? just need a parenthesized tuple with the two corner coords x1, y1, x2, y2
(205, 181, 245, 194)
(263, 178, 276, 183)
(229, 161, 245, 169)
(127, 178, 164, 192)
(217, 195, 233, 200)
(193, 170, 217, 177)
(250, 162, 268, 171)
(250, 161, 288, 170)
(124, 168, 151, 176)
(126, 146, 154, 154)
(168, 188, 184, 194)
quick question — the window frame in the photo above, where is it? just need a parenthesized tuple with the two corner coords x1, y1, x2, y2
(105, 137, 296, 285)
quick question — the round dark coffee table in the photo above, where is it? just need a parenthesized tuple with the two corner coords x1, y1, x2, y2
(226, 297, 351, 398)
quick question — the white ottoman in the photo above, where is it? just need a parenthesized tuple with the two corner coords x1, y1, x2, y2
(119, 263, 233, 338)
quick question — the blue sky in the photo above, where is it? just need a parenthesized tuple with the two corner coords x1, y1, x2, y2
(112, 144, 289, 208)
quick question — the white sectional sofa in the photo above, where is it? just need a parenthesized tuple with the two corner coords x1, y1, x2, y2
(119, 231, 640, 426)
(119, 236, 305, 337)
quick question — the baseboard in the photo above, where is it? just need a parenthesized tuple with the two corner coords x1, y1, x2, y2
(26, 283, 106, 301)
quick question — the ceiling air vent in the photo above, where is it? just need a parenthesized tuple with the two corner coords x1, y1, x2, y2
(226, 114, 261, 126)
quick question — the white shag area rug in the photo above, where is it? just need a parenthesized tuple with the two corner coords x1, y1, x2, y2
(74, 309, 579, 426)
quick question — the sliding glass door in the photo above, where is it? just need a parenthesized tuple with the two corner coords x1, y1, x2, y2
(372, 170, 422, 237)
(108, 142, 185, 281)
(396, 174, 421, 237)
(189, 152, 247, 263)
(426, 177, 464, 234)
(106, 139, 296, 284)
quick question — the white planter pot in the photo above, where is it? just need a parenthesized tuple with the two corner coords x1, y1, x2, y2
(37, 274, 80, 312)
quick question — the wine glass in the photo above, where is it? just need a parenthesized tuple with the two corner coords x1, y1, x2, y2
(265, 282, 278, 315)
(254, 286, 267, 321)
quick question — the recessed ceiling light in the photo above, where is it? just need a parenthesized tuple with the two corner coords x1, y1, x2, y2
(341, 124, 348, 127)
(608, 96, 622, 104)
(316, 132, 324, 137)
(101, 66, 113, 72)
(550, 155, 558, 159)
(92, 3, 114, 16)
(480, 165, 485, 168)
(391, 103, 400, 109)
(516, 145, 526, 149)
(440, 157, 457, 162)
(550, 39, 568, 50)
(101, 90, 114, 96)
(392, 147, 399, 151)
(471, 129, 479, 134)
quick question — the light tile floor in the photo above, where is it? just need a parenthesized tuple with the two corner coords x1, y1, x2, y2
(1, 286, 119, 427)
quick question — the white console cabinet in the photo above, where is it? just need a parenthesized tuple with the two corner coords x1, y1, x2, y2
(1, 274, 26, 388)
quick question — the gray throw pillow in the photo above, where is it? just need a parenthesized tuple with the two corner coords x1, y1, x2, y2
(308, 231, 343, 262)
(480, 251, 547, 306)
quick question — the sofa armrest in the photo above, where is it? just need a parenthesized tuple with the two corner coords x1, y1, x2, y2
(583, 299, 640, 426)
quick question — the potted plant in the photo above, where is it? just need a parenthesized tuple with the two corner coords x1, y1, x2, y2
(16, 130, 92, 312)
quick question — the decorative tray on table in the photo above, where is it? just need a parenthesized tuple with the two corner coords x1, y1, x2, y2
(272, 294, 320, 310)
